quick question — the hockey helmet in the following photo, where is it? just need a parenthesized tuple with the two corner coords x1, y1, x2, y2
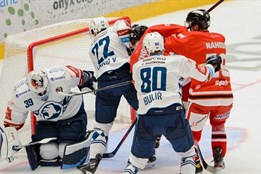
(89, 16, 109, 38)
(26, 70, 49, 98)
(142, 32, 164, 55)
(185, 9, 210, 30)
(130, 24, 148, 46)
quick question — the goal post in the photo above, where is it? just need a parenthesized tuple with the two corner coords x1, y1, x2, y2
(0, 16, 136, 144)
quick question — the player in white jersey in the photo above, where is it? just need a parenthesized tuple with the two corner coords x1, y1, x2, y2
(78, 17, 139, 174)
(130, 23, 160, 168)
(0, 65, 96, 170)
(123, 32, 222, 174)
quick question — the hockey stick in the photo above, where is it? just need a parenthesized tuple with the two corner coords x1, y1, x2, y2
(197, 145, 223, 174)
(14, 137, 57, 150)
(77, 121, 137, 173)
(102, 118, 137, 158)
(58, 80, 133, 97)
(0, 137, 57, 163)
(207, 0, 224, 13)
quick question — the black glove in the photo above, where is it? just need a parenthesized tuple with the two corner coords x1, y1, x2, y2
(206, 55, 222, 72)
(78, 71, 97, 91)
(126, 47, 134, 56)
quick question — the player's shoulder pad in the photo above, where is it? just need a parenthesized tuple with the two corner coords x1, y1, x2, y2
(46, 66, 65, 75)
(46, 66, 66, 82)
(13, 78, 30, 98)
(114, 19, 131, 38)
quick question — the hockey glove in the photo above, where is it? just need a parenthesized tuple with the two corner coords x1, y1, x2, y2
(206, 55, 222, 72)
(126, 47, 134, 56)
(0, 127, 22, 163)
(78, 71, 97, 91)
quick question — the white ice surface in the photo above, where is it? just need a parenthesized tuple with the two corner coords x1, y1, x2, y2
(0, 0, 261, 173)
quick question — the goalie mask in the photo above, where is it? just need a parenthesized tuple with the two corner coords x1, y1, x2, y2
(185, 9, 210, 30)
(26, 70, 49, 98)
(142, 32, 164, 55)
(89, 16, 109, 39)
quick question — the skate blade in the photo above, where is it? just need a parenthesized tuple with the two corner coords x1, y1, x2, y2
(144, 162, 155, 169)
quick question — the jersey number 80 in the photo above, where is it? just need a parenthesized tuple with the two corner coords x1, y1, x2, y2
(140, 67, 167, 93)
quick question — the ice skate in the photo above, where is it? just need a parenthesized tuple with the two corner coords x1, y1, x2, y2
(77, 154, 102, 174)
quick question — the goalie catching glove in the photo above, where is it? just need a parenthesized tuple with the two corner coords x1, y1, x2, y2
(0, 127, 21, 163)
(206, 55, 222, 72)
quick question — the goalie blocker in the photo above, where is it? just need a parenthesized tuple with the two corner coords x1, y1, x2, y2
(0, 127, 21, 163)
(26, 131, 93, 170)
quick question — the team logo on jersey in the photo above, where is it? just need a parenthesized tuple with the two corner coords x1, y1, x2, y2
(37, 102, 63, 120)
(215, 79, 229, 86)
(34, 97, 71, 120)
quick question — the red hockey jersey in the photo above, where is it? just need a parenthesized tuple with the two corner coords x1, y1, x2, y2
(130, 24, 233, 106)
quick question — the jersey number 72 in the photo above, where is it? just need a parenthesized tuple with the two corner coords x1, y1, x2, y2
(91, 36, 115, 64)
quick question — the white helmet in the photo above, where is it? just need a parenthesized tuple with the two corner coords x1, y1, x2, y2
(89, 16, 109, 38)
(26, 70, 49, 97)
(143, 32, 164, 54)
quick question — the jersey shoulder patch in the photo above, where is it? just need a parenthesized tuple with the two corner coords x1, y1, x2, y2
(13, 78, 30, 98)
(47, 66, 66, 82)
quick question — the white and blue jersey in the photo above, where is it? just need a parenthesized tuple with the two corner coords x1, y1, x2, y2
(89, 21, 130, 78)
(132, 55, 214, 115)
(4, 66, 85, 128)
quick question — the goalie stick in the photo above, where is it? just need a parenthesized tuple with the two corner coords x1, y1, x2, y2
(197, 145, 223, 174)
(0, 137, 57, 163)
(58, 80, 132, 96)
(102, 118, 137, 158)
(13, 137, 57, 150)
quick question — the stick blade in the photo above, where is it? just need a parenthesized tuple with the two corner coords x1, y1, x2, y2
(197, 145, 219, 173)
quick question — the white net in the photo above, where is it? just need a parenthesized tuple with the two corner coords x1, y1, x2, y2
(0, 17, 133, 145)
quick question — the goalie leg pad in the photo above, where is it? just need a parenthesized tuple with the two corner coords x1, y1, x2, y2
(58, 143, 68, 158)
(61, 132, 92, 170)
(25, 144, 41, 170)
(26, 142, 60, 170)
(39, 142, 59, 160)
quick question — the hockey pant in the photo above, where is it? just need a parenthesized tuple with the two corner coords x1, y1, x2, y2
(26, 103, 87, 169)
(129, 104, 195, 172)
(186, 102, 233, 157)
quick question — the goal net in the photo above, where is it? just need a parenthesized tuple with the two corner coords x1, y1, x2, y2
(0, 16, 135, 146)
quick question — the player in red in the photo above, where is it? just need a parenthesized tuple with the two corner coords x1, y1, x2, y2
(130, 9, 233, 174)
